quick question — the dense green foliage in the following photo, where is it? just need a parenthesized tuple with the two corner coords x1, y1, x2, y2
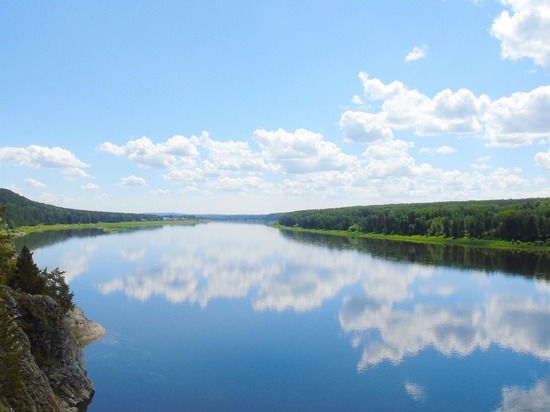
(1, 207, 74, 314)
(0, 208, 16, 284)
(278, 198, 550, 243)
(6, 246, 74, 314)
(0, 188, 162, 228)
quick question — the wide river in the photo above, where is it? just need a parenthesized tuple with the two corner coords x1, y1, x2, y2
(18, 222, 550, 411)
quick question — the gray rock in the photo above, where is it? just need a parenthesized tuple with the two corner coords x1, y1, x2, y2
(1, 286, 98, 411)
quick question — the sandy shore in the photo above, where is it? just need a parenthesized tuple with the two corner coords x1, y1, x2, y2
(68, 306, 106, 345)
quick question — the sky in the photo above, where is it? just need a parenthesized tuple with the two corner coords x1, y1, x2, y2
(1, 0, 549, 214)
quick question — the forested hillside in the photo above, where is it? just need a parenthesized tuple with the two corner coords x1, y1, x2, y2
(278, 198, 550, 243)
(0, 188, 162, 228)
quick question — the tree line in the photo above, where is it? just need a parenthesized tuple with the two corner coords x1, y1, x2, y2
(0, 188, 162, 228)
(278, 198, 550, 243)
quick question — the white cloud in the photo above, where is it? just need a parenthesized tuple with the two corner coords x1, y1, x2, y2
(419, 146, 456, 155)
(99, 134, 202, 169)
(61, 167, 91, 180)
(81, 183, 99, 190)
(202, 134, 268, 172)
(471, 162, 491, 170)
(254, 128, 359, 173)
(535, 148, 550, 169)
(340, 73, 550, 147)
(25, 178, 46, 188)
(362, 139, 416, 178)
(0, 145, 88, 169)
(405, 44, 427, 62)
(351, 94, 364, 105)
(484, 85, 550, 147)
(118, 175, 147, 187)
(209, 176, 266, 192)
(340, 110, 394, 142)
(491, 0, 550, 69)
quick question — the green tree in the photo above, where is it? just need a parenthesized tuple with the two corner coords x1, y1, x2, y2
(6, 246, 74, 314)
(0, 208, 16, 285)
(8, 246, 45, 295)
(43, 268, 74, 313)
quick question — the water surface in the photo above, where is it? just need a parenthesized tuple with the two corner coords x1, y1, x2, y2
(26, 223, 550, 411)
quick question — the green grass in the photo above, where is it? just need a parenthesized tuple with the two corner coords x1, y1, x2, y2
(272, 224, 550, 252)
(18, 219, 206, 234)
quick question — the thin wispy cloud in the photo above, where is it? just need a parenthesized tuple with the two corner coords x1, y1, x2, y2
(25, 178, 46, 188)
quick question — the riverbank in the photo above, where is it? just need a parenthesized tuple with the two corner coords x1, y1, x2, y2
(273, 224, 550, 252)
(13, 219, 207, 235)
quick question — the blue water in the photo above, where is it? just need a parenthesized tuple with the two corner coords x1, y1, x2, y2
(28, 223, 550, 411)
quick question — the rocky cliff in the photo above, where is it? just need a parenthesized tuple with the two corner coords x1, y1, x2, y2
(0, 286, 102, 411)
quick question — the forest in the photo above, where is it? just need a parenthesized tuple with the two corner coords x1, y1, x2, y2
(0, 188, 162, 228)
(277, 198, 550, 244)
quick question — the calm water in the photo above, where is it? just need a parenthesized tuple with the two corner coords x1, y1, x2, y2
(22, 223, 550, 411)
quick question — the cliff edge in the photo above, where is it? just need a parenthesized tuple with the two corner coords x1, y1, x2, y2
(0, 286, 104, 411)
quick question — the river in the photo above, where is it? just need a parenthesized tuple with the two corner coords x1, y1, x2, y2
(18, 222, 550, 411)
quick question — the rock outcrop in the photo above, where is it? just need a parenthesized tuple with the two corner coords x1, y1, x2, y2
(0, 286, 102, 411)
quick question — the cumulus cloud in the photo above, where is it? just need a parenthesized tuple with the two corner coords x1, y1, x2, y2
(118, 175, 147, 187)
(0, 145, 89, 174)
(491, 0, 550, 69)
(484, 85, 550, 147)
(405, 44, 428, 62)
(254, 128, 359, 174)
(100, 116, 544, 207)
(202, 134, 268, 173)
(25, 178, 46, 188)
(535, 149, 550, 169)
(340, 73, 550, 147)
(99, 134, 202, 169)
(362, 139, 416, 178)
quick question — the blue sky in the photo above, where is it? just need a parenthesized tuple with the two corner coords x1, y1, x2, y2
(1, 0, 549, 214)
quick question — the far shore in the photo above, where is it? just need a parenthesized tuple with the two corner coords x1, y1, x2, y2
(272, 224, 550, 252)
(13, 219, 207, 236)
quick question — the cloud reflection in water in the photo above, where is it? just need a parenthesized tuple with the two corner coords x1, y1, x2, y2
(95, 224, 549, 373)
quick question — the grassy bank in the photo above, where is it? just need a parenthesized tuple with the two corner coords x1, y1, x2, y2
(17, 219, 206, 235)
(272, 224, 550, 252)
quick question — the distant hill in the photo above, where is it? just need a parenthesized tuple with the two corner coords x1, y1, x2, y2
(0, 188, 162, 228)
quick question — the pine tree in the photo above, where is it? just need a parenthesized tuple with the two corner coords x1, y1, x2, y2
(8, 246, 46, 295)
(44, 268, 74, 313)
